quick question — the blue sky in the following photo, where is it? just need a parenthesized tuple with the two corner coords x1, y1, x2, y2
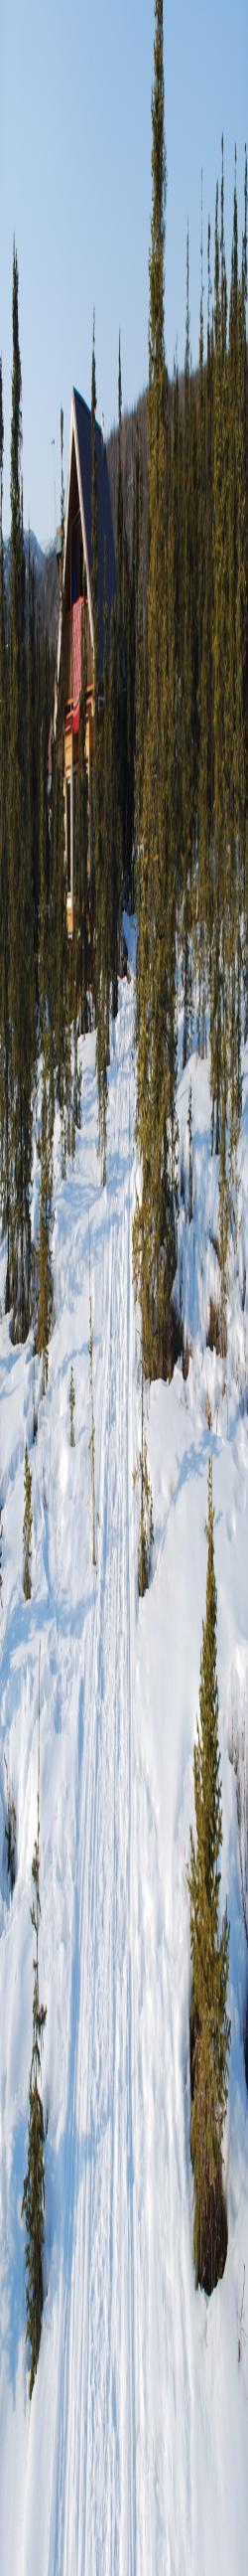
(1, 0, 247, 542)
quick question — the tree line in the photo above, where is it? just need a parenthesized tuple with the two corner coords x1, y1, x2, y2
(132, 0, 247, 2306)
(0, 249, 55, 1353)
(0, 243, 133, 1288)
(134, 71, 247, 1374)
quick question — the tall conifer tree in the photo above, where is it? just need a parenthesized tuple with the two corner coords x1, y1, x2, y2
(116, 336, 126, 899)
(51, 410, 70, 1159)
(182, 231, 194, 1062)
(197, 220, 213, 1052)
(0, 357, 11, 1305)
(135, 0, 178, 1378)
(73, 604, 88, 1037)
(8, 246, 35, 1337)
(133, 424, 145, 896)
(37, 716, 54, 1383)
(109, 592, 119, 1019)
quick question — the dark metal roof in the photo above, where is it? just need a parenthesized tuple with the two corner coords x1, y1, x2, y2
(73, 387, 116, 677)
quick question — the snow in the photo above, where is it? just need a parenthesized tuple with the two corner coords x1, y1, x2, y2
(0, 928, 248, 2573)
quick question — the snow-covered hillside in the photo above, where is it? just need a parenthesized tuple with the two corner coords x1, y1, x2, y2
(0, 925, 248, 2575)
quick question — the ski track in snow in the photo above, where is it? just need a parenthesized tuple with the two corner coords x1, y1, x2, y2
(131, 1705, 194, 2576)
(49, 986, 137, 2576)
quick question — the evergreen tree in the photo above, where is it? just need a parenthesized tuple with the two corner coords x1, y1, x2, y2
(27, 544, 39, 978)
(23, 1443, 32, 1599)
(242, 151, 248, 1021)
(101, 569, 111, 1048)
(187, 1460, 230, 2293)
(37, 717, 54, 1387)
(73, 603, 88, 1038)
(182, 231, 194, 1063)
(109, 593, 119, 1019)
(211, 168, 228, 1157)
(4, 1757, 16, 1894)
(51, 408, 70, 1161)
(22, 1674, 47, 2397)
(116, 335, 126, 902)
(218, 1057, 228, 1359)
(232, 179, 246, 1098)
(133, 425, 145, 899)
(197, 213, 213, 1053)
(96, 572, 111, 1180)
(123, 513, 134, 896)
(8, 245, 36, 1339)
(0, 356, 11, 1306)
(135, 0, 178, 1379)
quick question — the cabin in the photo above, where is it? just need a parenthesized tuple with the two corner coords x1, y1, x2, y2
(56, 387, 115, 936)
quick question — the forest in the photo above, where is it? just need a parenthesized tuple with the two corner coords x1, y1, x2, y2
(0, 1, 247, 2548)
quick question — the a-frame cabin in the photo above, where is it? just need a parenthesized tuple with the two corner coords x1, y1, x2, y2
(56, 387, 115, 935)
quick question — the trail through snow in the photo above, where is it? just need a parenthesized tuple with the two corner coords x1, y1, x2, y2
(1, 948, 248, 2576)
(49, 985, 137, 2576)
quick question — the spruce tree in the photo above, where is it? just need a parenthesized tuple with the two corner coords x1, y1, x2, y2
(197, 213, 213, 1054)
(4, 1758, 16, 1894)
(102, 577, 111, 1043)
(27, 544, 39, 977)
(124, 509, 135, 894)
(37, 716, 54, 1387)
(51, 408, 70, 1161)
(116, 334, 126, 906)
(22, 1673, 47, 2397)
(242, 152, 248, 1022)
(232, 180, 246, 1095)
(73, 604, 88, 1038)
(182, 230, 194, 1064)
(0, 356, 11, 1307)
(8, 245, 36, 1339)
(211, 168, 229, 1159)
(23, 1444, 32, 1599)
(133, 425, 145, 900)
(135, 0, 178, 1379)
(187, 1460, 230, 2293)
(109, 594, 119, 1019)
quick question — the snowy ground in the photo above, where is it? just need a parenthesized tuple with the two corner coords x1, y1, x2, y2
(0, 923, 248, 2574)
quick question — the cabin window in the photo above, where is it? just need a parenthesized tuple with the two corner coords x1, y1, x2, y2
(73, 772, 77, 886)
(66, 777, 71, 892)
